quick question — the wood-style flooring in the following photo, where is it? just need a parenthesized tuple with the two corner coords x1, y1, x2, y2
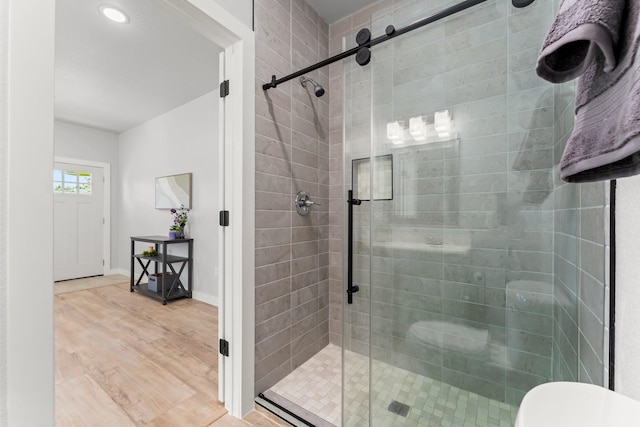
(55, 278, 286, 427)
(55, 274, 131, 295)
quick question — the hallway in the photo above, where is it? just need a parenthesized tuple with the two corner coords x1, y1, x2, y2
(55, 277, 284, 426)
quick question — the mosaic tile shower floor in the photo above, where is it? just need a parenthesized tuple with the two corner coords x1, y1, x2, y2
(270, 344, 342, 426)
(269, 344, 519, 427)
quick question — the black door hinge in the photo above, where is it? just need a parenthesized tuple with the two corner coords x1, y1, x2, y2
(219, 338, 229, 357)
(220, 80, 230, 98)
(219, 210, 229, 227)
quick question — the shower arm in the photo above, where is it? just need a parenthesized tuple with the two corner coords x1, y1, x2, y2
(262, 0, 488, 91)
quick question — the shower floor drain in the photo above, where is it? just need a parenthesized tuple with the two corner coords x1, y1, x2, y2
(388, 400, 411, 417)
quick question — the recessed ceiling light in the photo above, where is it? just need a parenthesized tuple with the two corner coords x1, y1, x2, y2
(99, 5, 129, 24)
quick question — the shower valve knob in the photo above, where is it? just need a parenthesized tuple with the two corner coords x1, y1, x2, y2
(295, 191, 320, 216)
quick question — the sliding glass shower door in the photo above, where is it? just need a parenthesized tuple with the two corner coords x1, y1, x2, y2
(342, 0, 607, 426)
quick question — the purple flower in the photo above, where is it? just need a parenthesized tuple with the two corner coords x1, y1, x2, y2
(169, 204, 189, 230)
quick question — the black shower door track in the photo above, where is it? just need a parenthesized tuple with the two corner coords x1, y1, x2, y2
(261, 0, 488, 91)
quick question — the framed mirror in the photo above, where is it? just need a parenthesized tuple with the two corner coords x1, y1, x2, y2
(155, 173, 192, 209)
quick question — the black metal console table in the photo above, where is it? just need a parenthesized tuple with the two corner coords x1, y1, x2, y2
(130, 235, 193, 305)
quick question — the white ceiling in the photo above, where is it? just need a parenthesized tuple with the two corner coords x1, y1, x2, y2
(306, 0, 379, 25)
(55, 0, 222, 133)
(54, 0, 378, 134)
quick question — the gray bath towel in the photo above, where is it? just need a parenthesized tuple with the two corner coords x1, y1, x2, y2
(536, 0, 640, 182)
(537, 0, 624, 83)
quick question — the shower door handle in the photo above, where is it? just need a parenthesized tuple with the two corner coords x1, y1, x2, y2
(347, 190, 361, 304)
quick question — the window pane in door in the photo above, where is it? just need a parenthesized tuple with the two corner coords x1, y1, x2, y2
(53, 170, 62, 181)
(78, 173, 92, 195)
(64, 183, 77, 193)
(64, 171, 78, 183)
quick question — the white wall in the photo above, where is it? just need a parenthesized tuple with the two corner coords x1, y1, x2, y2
(213, 0, 253, 30)
(616, 176, 640, 400)
(119, 90, 219, 305)
(54, 121, 120, 271)
(0, 1, 8, 422)
(1, 0, 55, 425)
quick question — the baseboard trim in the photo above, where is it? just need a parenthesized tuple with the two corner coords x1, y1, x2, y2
(192, 291, 219, 307)
(106, 269, 217, 306)
(108, 268, 130, 277)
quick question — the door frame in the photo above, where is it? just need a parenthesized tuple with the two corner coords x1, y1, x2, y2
(54, 157, 111, 278)
(3, 0, 255, 424)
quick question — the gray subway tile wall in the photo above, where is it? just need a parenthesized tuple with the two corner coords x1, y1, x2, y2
(254, 0, 330, 393)
(254, 0, 609, 412)
(334, 0, 608, 410)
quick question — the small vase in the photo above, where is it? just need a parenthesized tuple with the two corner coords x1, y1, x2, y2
(168, 230, 178, 239)
(175, 228, 185, 239)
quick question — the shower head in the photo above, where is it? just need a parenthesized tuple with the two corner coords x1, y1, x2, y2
(300, 76, 325, 97)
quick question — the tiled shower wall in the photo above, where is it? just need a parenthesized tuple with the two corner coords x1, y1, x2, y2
(327, 0, 395, 349)
(253, 0, 609, 403)
(551, 80, 609, 384)
(575, 181, 609, 385)
(337, 0, 560, 405)
(334, 0, 609, 407)
(254, 0, 331, 393)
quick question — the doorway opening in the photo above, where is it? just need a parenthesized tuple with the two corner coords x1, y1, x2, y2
(48, 0, 256, 424)
(4, 0, 255, 423)
(53, 0, 224, 423)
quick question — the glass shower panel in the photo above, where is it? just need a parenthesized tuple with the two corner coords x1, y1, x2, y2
(342, 43, 373, 427)
(342, 0, 573, 425)
(370, 2, 499, 424)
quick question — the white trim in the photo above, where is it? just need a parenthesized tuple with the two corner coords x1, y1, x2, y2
(217, 50, 227, 408)
(108, 268, 130, 277)
(5, 1, 55, 424)
(169, 0, 254, 44)
(91, 269, 220, 306)
(165, 0, 256, 418)
(192, 291, 219, 307)
(54, 156, 111, 277)
(226, 38, 256, 418)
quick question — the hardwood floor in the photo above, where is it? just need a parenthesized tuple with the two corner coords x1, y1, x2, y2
(56, 280, 223, 426)
(55, 279, 288, 426)
(55, 274, 131, 295)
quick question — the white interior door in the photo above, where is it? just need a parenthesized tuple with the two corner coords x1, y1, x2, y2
(53, 162, 104, 281)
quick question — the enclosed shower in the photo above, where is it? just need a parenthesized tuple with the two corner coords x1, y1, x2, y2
(255, 0, 609, 425)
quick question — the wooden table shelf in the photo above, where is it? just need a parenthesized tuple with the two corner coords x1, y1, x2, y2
(130, 235, 193, 305)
